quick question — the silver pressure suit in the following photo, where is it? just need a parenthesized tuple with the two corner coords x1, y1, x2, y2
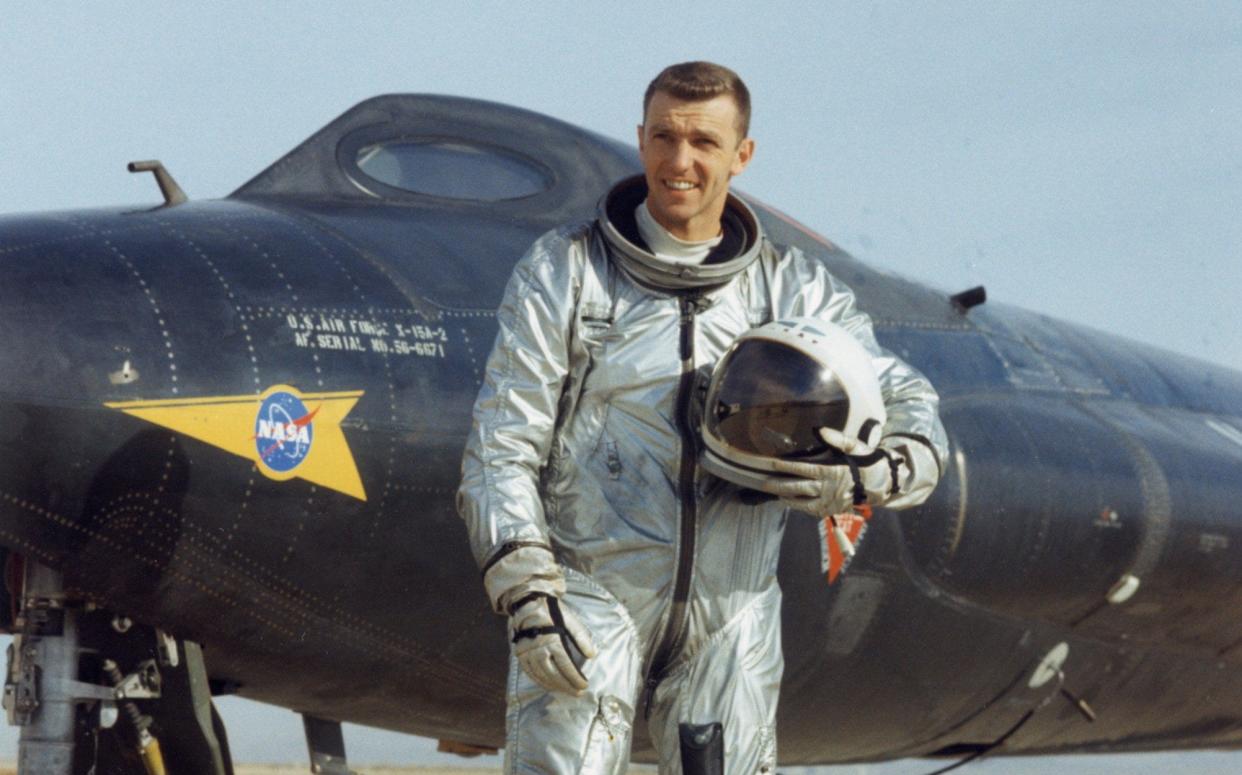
(458, 177, 948, 775)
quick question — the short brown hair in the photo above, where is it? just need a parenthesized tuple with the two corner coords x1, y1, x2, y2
(643, 61, 751, 140)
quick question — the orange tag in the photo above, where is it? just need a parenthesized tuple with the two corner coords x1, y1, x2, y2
(819, 505, 872, 584)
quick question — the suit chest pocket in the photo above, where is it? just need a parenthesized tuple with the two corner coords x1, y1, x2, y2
(576, 299, 633, 397)
(578, 301, 613, 355)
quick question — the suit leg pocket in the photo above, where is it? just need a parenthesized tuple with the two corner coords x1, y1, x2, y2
(578, 694, 632, 775)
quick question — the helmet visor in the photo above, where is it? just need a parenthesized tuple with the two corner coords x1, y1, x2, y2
(705, 338, 850, 459)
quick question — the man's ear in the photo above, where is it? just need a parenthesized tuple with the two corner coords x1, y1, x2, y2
(731, 137, 755, 177)
(636, 124, 645, 152)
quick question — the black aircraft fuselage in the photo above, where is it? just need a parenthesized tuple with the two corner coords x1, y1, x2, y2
(2, 94, 1242, 769)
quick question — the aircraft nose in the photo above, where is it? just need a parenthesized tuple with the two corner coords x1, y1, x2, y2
(902, 396, 1149, 620)
(901, 392, 1242, 653)
(0, 211, 155, 405)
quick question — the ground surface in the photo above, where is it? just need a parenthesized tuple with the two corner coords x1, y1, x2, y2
(0, 768, 495, 775)
(231, 769, 497, 775)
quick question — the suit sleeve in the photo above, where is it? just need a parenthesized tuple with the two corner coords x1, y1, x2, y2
(457, 227, 585, 611)
(770, 245, 949, 509)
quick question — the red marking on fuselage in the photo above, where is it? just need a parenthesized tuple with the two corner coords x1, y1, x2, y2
(742, 194, 840, 252)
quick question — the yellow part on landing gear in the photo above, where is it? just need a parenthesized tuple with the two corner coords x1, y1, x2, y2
(139, 736, 168, 775)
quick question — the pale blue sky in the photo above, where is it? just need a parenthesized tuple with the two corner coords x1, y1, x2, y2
(1, 2, 1240, 771)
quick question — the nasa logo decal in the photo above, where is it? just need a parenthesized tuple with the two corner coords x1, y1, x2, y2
(254, 388, 319, 476)
(105, 384, 367, 501)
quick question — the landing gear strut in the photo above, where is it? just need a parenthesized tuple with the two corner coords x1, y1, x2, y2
(3, 558, 234, 775)
(8, 561, 80, 772)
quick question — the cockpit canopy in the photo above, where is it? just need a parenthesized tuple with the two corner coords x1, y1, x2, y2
(231, 94, 638, 225)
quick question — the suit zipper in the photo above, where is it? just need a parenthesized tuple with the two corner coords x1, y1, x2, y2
(644, 294, 700, 716)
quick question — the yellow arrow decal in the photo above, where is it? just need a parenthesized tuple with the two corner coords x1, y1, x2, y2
(105, 385, 366, 501)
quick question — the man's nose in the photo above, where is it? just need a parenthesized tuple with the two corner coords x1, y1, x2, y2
(669, 140, 693, 170)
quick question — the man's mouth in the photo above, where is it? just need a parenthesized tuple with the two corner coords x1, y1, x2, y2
(663, 179, 697, 191)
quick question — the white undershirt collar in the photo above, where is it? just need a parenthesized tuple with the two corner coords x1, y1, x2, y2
(635, 199, 722, 266)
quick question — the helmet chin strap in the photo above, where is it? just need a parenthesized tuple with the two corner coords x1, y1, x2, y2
(819, 446, 868, 507)
(817, 448, 870, 561)
(845, 454, 867, 506)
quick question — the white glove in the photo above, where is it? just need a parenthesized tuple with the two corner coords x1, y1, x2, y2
(509, 593, 598, 695)
(818, 427, 913, 505)
(752, 457, 857, 515)
(743, 428, 910, 515)
(817, 428, 870, 457)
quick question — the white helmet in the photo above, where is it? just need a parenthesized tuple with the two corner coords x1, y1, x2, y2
(701, 318, 886, 489)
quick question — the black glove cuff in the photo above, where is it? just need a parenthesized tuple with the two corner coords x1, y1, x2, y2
(507, 591, 552, 616)
(509, 597, 588, 676)
(512, 625, 562, 643)
(509, 592, 564, 644)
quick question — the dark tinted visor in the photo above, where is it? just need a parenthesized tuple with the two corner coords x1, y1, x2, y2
(705, 339, 850, 459)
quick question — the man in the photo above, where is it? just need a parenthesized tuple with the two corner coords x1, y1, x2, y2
(458, 62, 947, 775)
